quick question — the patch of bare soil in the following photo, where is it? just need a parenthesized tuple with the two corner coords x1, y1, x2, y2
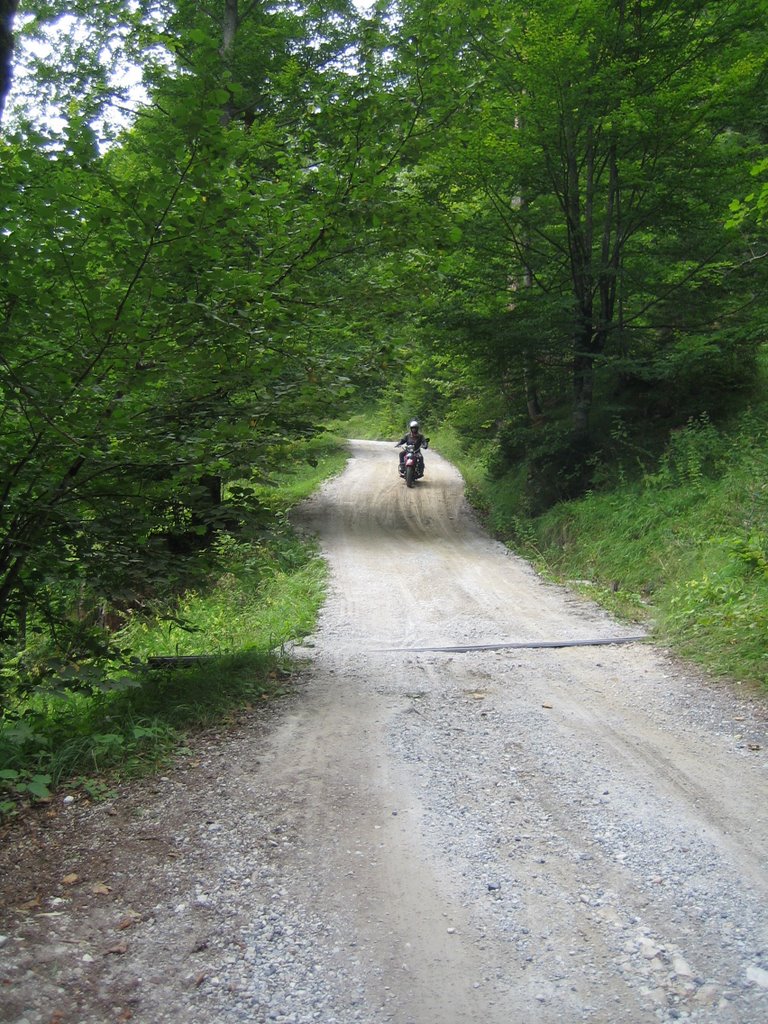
(1, 441, 767, 1024)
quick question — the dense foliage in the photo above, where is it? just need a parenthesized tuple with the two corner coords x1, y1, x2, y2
(378, 0, 768, 509)
(1, 0, 404, 697)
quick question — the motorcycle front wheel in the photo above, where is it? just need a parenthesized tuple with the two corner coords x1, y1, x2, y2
(405, 465, 415, 488)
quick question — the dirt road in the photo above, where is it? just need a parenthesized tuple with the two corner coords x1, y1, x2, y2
(2, 440, 768, 1024)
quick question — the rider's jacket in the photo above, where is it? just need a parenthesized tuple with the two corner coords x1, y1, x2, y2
(397, 431, 427, 448)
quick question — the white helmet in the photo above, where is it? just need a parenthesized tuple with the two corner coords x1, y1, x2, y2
(409, 420, 419, 429)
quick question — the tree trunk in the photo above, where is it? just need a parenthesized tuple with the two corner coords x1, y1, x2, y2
(0, 0, 19, 122)
(512, 184, 543, 423)
(524, 363, 544, 422)
(222, 0, 237, 55)
(572, 318, 595, 436)
(521, 266, 543, 421)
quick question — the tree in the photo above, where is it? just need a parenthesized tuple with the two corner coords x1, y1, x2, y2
(0, 0, 408, 662)
(387, 0, 768, 471)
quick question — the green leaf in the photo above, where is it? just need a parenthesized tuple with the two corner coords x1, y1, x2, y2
(26, 776, 53, 800)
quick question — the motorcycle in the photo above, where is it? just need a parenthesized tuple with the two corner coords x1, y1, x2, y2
(399, 440, 428, 488)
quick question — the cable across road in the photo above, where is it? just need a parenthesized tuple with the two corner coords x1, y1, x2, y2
(375, 636, 647, 654)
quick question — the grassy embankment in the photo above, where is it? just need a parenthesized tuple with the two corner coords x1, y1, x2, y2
(0, 433, 348, 813)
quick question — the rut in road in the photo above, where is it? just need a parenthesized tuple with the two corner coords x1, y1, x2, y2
(2, 439, 767, 1024)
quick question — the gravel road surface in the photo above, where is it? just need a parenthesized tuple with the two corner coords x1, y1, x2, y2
(1, 439, 767, 1024)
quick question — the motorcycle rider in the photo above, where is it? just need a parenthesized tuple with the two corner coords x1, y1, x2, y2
(395, 420, 429, 477)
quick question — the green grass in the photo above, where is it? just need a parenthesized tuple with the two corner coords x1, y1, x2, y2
(118, 540, 326, 659)
(524, 414, 768, 686)
(0, 432, 348, 815)
(0, 650, 288, 815)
